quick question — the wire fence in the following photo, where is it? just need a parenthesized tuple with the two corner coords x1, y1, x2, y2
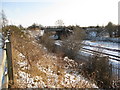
(110, 64, 120, 87)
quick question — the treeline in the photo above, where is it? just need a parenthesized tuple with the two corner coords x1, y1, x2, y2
(83, 22, 120, 38)
(2, 21, 120, 38)
(20, 22, 120, 38)
(2, 25, 23, 37)
(105, 22, 120, 38)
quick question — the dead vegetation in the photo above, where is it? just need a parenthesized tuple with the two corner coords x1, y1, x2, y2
(10, 29, 97, 88)
(81, 56, 113, 88)
(37, 25, 116, 88)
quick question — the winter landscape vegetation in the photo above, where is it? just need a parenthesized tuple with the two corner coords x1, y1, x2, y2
(0, 0, 120, 89)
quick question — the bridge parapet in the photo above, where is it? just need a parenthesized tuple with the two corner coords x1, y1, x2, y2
(42, 26, 65, 31)
(0, 45, 8, 89)
(0, 31, 14, 89)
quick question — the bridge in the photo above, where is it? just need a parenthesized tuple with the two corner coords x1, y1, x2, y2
(42, 26, 65, 31)
(42, 26, 73, 40)
(0, 32, 14, 89)
(0, 47, 8, 89)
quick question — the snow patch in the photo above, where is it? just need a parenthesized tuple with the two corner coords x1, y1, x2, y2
(17, 61, 27, 68)
(17, 71, 46, 88)
(19, 53, 25, 58)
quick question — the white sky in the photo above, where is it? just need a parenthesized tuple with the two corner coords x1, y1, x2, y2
(1, 0, 120, 27)
(118, 1, 120, 25)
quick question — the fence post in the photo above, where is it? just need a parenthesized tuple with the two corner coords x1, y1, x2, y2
(110, 63, 112, 78)
(118, 63, 120, 80)
(5, 31, 14, 88)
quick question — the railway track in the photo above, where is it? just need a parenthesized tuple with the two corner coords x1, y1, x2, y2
(81, 43, 120, 80)
(82, 43, 120, 52)
(81, 44, 120, 61)
(55, 40, 120, 61)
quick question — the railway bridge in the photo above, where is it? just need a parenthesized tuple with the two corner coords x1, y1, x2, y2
(42, 26, 73, 40)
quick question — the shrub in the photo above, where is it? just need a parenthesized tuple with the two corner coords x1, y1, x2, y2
(61, 26, 85, 60)
(38, 26, 86, 60)
(81, 55, 113, 88)
(2, 25, 22, 37)
(39, 32, 56, 53)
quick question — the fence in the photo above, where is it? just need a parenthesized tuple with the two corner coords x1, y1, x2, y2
(0, 47, 8, 89)
(110, 64, 120, 87)
(81, 45, 120, 87)
(112, 65, 120, 79)
(0, 31, 14, 89)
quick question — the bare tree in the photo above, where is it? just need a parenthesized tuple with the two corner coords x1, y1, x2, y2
(1, 10, 8, 28)
(105, 22, 115, 37)
(55, 20, 64, 27)
(118, 25, 120, 37)
(61, 26, 85, 60)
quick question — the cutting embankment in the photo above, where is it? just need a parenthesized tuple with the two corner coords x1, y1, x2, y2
(11, 30, 97, 88)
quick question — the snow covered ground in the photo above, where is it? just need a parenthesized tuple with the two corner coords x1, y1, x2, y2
(55, 40, 120, 62)
(15, 52, 98, 88)
(83, 40, 120, 50)
(82, 40, 120, 64)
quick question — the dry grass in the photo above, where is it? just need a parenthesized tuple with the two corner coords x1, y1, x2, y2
(10, 30, 97, 88)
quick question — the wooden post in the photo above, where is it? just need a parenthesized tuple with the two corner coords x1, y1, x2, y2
(109, 64, 112, 78)
(118, 64, 120, 81)
(5, 31, 14, 88)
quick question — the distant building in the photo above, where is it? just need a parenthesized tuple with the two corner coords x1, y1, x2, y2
(85, 28, 99, 37)
(85, 27, 109, 38)
(98, 29, 109, 37)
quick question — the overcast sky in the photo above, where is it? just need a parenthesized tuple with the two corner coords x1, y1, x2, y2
(118, 1, 120, 25)
(1, 0, 119, 27)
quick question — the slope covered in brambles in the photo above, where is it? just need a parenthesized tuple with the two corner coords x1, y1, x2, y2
(11, 29, 98, 88)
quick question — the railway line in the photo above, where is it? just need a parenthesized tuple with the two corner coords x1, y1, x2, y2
(82, 43, 120, 52)
(81, 43, 120, 62)
(80, 42, 120, 81)
(55, 40, 120, 62)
